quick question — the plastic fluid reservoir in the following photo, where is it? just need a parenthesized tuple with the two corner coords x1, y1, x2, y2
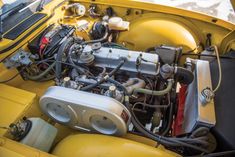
(20, 118, 58, 152)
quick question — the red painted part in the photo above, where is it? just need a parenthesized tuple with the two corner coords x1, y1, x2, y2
(173, 85, 187, 136)
(40, 37, 50, 50)
(39, 37, 50, 58)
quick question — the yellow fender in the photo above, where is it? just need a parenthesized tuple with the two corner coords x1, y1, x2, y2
(52, 134, 180, 157)
(117, 15, 200, 52)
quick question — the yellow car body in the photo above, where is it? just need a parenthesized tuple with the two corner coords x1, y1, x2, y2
(0, 0, 234, 157)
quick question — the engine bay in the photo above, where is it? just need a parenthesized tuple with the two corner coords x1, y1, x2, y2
(0, 1, 234, 157)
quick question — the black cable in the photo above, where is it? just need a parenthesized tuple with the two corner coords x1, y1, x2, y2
(203, 150, 235, 157)
(0, 66, 27, 83)
(0, 72, 21, 83)
(56, 37, 74, 79)
(161, 101, 173, 136)
(80, 25, 109, 45)
(102, 42, 128, 50)
(45, 60, 89, 75)
(108, 58, 126, 77)
(1, 58, 88, 83)
(107, 79, 211, 153)
(0, 50, 18, 63)
(0, 62, 55, 83)
(25, 62, 55, 81)
(129, 106, 210, 152)
(0, 56, 58, 83)
(105, 77, 210, 153)
(107, 77, 129, 94)
(80, 58, 126, 91)
(67, 43, 86, 75)
(206, 34, 212, 48)
(182, 53, 235, 60)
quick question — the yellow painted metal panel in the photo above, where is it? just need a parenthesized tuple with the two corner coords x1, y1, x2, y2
(0, 0, 67, 60)
(0, 147, 25, 157)
(0, 137, 56, 157)
(75, 0, 235, 30)
(53, 134, 180, 157)
(0, 84, 36, 136)
(0, 0, 232, 156)
(117, 17, 198, 51)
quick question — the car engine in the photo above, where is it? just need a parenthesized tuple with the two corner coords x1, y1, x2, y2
(35, 24, 193, 135)
(4, 8, 220, 156)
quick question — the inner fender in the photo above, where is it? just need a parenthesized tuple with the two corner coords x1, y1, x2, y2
(117, 16, 199, 52)
(52, 134, 178, 157)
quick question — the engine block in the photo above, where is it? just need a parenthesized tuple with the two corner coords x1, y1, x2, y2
(82, 45, 159, 75)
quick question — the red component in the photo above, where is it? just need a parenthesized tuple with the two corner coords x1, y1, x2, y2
(40, 37, 50, 50)
(173, 85, 187, 136)
(39, 37, 50, 58)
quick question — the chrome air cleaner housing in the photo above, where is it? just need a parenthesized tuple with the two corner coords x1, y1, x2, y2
(40, 86, 131, 136)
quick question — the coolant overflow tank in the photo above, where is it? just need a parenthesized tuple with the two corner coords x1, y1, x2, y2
(40, 86, 131, 136)
(19, 118, 57, 152)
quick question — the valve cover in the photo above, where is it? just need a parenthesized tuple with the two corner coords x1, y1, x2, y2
(40, 86, 131, 136)
(83, 45, 159, 75)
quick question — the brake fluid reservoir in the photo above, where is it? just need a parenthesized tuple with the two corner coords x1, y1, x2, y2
(108, 17, 130, 31)
(19, 118, 57, 152)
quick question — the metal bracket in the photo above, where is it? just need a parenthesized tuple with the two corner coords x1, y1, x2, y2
(3, 50, 37, 69)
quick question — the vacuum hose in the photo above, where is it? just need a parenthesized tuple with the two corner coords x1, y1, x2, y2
(81, 58, 126, 91)
(133, 79, 174, 96)
(56, 37, 74, 79)
(81, 24, 109, 45)
(105, 76, 210, 153)
(26, 62, 56, 81)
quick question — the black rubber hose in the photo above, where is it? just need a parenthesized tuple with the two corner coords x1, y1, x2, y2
(102, 42, 128, 50)
(108, 58, 126, 77)
(127, 104, 210, 153)
(67, 44, 86, 75)
(0, 66, 28, 83)
(81, 58, 126, 91)
(80, 78, 102, 91)
(175, 67, 194, 85)
(133, 80, 173, 96)
(106, 78, 210, 153)
(203, 150, 235, 157)
(56, 37, 74, 79)
(160, 97, 173, 136)
(81, 25, 109, 45)
(125, 100, 174, 146)
(107, 78, 129, 94)
(102, 78, 172, 146)
(26, 62, 56, 81)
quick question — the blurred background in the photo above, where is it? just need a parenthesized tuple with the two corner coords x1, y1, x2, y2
(140, 0, 235, 23)
(1, 0, 235, 23)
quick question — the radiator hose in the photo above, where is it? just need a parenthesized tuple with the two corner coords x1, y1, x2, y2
(133, 79, 174, 96)
(109, 78, 210, 153)
(175, 67, 194, 85)
(160, 64, 194, 85)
